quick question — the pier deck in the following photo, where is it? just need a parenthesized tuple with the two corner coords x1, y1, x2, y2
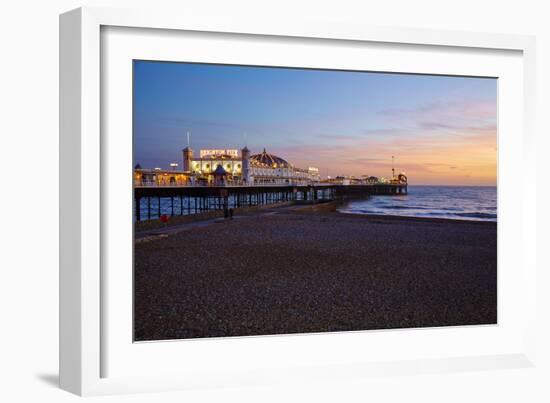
(134, 183, 407, 221)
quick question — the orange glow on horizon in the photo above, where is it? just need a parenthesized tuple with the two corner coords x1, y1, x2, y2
(277, 128, 497, 186)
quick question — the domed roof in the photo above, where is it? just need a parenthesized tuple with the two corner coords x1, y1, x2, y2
(249, 148, 291, 168)
(213, 165, 228, 176)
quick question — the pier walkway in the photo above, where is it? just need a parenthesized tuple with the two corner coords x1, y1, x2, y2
(134, 183, 407, 222)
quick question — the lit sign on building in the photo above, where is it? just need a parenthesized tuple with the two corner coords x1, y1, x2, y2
(199, 149, 239, 158)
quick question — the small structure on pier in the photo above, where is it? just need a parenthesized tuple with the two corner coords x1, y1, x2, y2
(134, 165, 192, 187)
(390, 172, 408, 185)
(212, 165, 230, 186)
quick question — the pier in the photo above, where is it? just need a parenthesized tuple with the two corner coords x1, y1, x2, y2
(134, 183, 408, 221)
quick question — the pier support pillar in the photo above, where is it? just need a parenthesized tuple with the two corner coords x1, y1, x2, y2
(135, 197, 141, 221)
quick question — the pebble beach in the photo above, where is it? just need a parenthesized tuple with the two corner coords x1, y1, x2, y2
(134, 210, 497, 341)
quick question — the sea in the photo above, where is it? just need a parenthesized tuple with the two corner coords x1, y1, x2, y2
(337, 186, 497, 222)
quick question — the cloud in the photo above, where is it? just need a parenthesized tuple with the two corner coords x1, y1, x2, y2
(375, 99, 496, 139)
(379, 99, 495, 121)
(417, 122, 496, 136)
(317, 133, 361, 141)
(267, 123, 496, 185)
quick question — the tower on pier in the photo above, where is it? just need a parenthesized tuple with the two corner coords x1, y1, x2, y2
(182, 131, 193, 172)
(241, 146, 250, 183)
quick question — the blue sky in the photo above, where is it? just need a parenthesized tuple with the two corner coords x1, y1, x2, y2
(134, 61, 497, 185)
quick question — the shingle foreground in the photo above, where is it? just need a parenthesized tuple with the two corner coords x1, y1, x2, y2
(134, 212, 497, 341)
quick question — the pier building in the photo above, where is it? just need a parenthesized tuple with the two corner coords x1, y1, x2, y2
(176, 146, 320, 186)
(134, 146, 320, 187)
(247, 148, 320, 185)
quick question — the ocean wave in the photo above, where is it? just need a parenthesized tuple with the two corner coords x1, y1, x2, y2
(454, 212, 497, 219)
(378, 205, 431, 211)
(338, 187, 497, 222)
(340, 209, 497, 221)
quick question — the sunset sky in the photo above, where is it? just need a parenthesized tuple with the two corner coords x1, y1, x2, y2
(134, 61, 497, 186)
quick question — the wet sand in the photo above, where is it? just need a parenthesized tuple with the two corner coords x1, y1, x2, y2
(134, 211, 497, 341)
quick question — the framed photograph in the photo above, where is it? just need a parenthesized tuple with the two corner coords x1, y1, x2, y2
(60, 7, 537, 396)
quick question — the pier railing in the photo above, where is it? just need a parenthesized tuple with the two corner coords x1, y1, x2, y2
(134, 181, 396, 188)
(135, 181, 328, 188)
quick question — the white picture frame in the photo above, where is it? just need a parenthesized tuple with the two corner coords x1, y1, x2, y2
(59, 6, 537, 396)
